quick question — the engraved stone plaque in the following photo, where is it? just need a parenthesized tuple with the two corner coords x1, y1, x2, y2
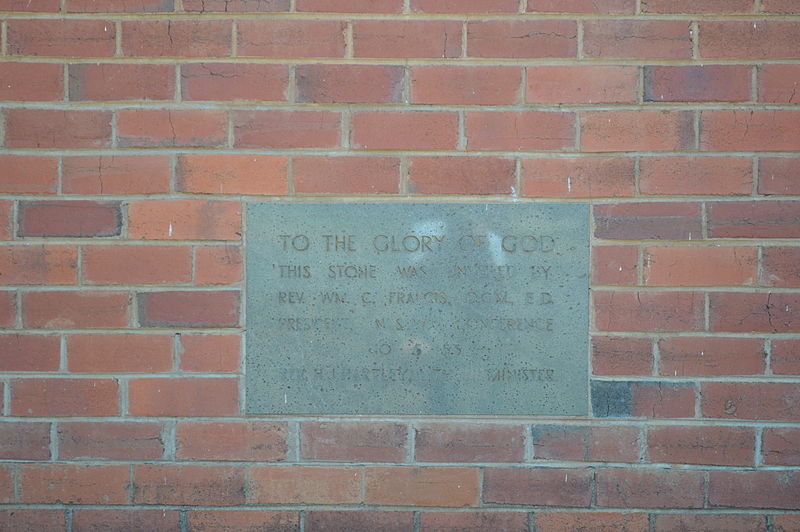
(246, 203, 589, 415)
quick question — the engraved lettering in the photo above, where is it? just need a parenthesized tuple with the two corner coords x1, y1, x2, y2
(279, 234, 310, 251)
(373, 234, 445, 253)
(322, 234, 357, 252)
(275, 264, 312, 278)
(278, 291, 304, 304)
(327, 264, 377, 279)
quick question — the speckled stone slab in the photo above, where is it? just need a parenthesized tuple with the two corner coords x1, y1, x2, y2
(246, 203, 589, 415)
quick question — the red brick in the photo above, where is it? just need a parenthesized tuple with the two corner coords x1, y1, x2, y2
(294, 156, 399, 194)
(537, 513, 648, 532)
(67, 333, 173, 373)
(596, 468, 704, 508)
(182, 63, 288, 101)
(466, 111, 574, 151)
(589, 426, 641, 462)
(73, 510, 180, 532)
(196, 246, 243, 285)
(702, 382, 800, 420)
(411, 66, 520, 105)
(708, 201, 800, 238)
(483, 468, 591, 507)
(128, 200, 241, 241)
(0, 334, 59, 372)
(592, 336, 653, 376)
(654, 514, 766, 532)
(644, 245, 757, 286)
(701, 110, 800, 151)
(232, 110, 339, 149)
(237, 20, 345, 58)
(11, 378, 118, 416)
(643, 0, 754, 12)
(582, 110, 694, 152)
(647, 425, 754, 466)
(760, 158, 800, 196)
(0, 510, 64, 530)
(773, 339, 800, 375)
(761, 248, 800, 288)
(128, 377, 239, 416)
(0, 245, 76, 285)
(134, 465, 245, 506)
(122, 20, 231, 57)
(23, 291, 129, 329)
(584, 20, 692, 59)
(416, 423, 524, 462)
(775, 515, 800, 532)
(633, 382, 697, 418)
(526, 65, 637, 104)
(532, 425, 586, 460)
(301, 422, 406, 462)
(421, 512, 528, 531)
(352, 111, 457, 151)
(353, 20, 460, 58)
(0, 291, 15, 328)
(8, 19, 115, 57)
(69, 64, 173, 101)
(138, 290, 239, 327)
(297, 0, 400, 12)
(759, 65, 800, 103)
(592, 245, 638, 285)
(0, 62, 62, 101)
(68, 0, 176, 11)
(523, 157, 634, 198)
(177, 421, 286, 461)
(646, 65, 751, 103)
(297, 64, 402, 103)
(763, 0, 800, 12)
(58, 421, 164, 460)
(249, 466, 361, 504)
(0, 155, 57, 194)
(709, 471, 800, 509)
(366, 466, 478, 507)
(62, 156, 171, 195)
(0, 467, 12, 503)
(20, 465, 129, 504)
(187, 511, 298, 531)
(82, 245, 191, 285)
(659, 336, 765, 376)
(701, 21, 800, 59)
(710, 292, 800, 333)
(117, 109, 227, 148)
(19, 201, 120, 238)
(467, 20, 576, 58)
(0, 0, 58, 11)
(177, 154, 287, 195)
(411, 0, 518, 12)
(308, 511, 412, 532)
(408, 157, 515, 195)
(762, 428, 800, 465)
(183, 0, 288, 11)
(594, 291, 704, 332)
(5, 109, 112, 149)
(528, 0, 635, 13)
(179, 334, 240, 372)
(640, 156, 753, 196)
(0, 422, 50, 459)
(594, 202, 702, 240)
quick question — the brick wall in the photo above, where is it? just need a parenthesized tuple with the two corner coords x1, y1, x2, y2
(0, 0, 799, 530)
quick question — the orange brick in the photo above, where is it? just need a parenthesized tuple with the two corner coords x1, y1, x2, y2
(483, 468, 591, 507)
(0, 334, 59, 372)
(0, 155, 58, 194)
(537, 513, 647, 532)
(645, 65, 751, 102)
(58, 421, 165, 460)
(177, 154, 287, 195)
(522, 157, 634, 198)
(700, 21, 800, 59)
(68, 0, 176, 11)
(18, 200, 120, 237)
(529, 0, 635, 12)
(411, 0, 518, 12)
(352, 111, 458, 151)
(422, 512, 528, 531)
(128, 200, 241, 241)
(0, 62, 62, 101)
(773, 339, 800, 375)
(138, 290, 239, 327)
(761, 247, 800, 287)
(67, 333, 173, 373)
(181, 63, 288, 101)
(709, 471, 800, 509)
(232, 110, 340, 149)
(122, 20, 231, 57)
(82, 245, 191, 285)
(0, 291, 15, 328)
(301, 422, 407, 462)
(659, 337, 766, 376)
(8, 19, 116, 57)
(72, 510, 180, 531)
(129, 377, 239, 416)
(69, 64, 174, 101)
(526, 65, 637, 104)
(297, 64, 403, 103)
(294, 156, 400, 194)
(582, 110, 694, 152)
(187, 511, 299, 531)
(0, 421, 50, 459)
(592, 245, 638, 285)
(196, 246, 243, 285)
(416, 423, 524, 462)
(408, 157, 515, 195)
(762, 428, 800, 465)
(20, 465, 129, 504)
(176, 421, 287, 461)
(353, 20, 461, 58)
(760, 65, 800, 104)
(118, 109, 227, 148)
(596, 469, 704, 508)
(411, 66, 520, 105)
(584, 20, 692, 58)
(466, 111, 574, 151)
(643, 246, 757, 286)
(62, 156, 171, 195)
(365, 467, 479, 507)
(0, 245, 77, 285)
(702, 382, 800, 420)
(640, 156, 753, 196)
(11, 378, 119, 416)
(643, 0, 753, 12)
(708, 201, 800, 238)
(179, 334, 240, 372)
(5, 109, 112, 149)
(134, 464, 246, 506)
(592, 336, 653, 376)
(595, 202, 702, 240)
(297, 0, 400, 11)
(655, 514, 766, 532)
(23, 291, 129, 329)
(1, 0, 58, 11)
(647, 426, 755, 466)
(183, 0, 288, 10)
(249, 466, 362, 504)
(594, 291, 704, 332)
(467, 20, 576, 58)
(237, 20, 345, 58)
